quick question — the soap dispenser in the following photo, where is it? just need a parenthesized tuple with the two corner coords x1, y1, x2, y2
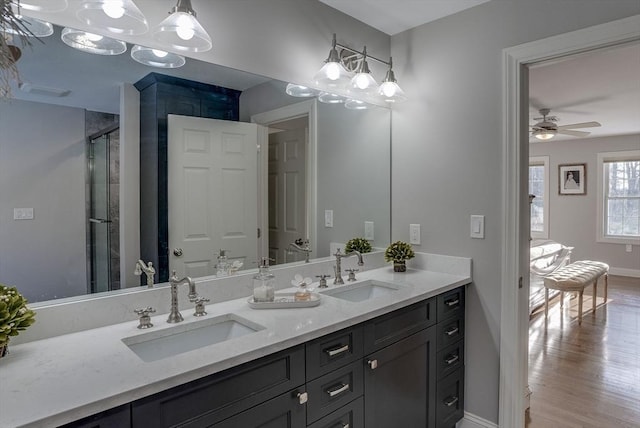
(216, 249, 229, 277)
(253, 257, 275, 302)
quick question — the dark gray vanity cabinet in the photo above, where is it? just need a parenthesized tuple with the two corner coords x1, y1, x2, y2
(60, 404, 131, 428)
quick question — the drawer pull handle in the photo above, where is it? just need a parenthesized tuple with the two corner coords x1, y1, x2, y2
(297, 391, 308, 405)
(445, 326, 459, 336)
(445, 354, 460, 365)
(445, 298, 460, 307)
(368, 359, 378, 370)
(325, 344, 350, 357)
(444, 396, 459, 407)
(326, 383, 350, 397)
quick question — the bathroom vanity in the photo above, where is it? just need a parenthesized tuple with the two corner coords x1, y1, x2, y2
(0, 260, 470, 428)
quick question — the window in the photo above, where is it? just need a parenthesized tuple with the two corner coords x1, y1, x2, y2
(529, 156, 549, 239)
(597, 150, 640, 244)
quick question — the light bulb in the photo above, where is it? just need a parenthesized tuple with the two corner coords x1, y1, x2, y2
(152, 49, 168, 58)
(86, 32, 104, 41)
(380, 81, 397, 97)
(325, 62, 341, 81)
(176, 14, 195, 40)
(354, 73, 371, 90)
(102, 1, 125, 19)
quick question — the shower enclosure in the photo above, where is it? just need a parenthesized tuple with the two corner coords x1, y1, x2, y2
(87, 124, 120, 294)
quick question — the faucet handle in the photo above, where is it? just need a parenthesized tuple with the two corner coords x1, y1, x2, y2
(316, 274, 331, 288)
(134, 307, 155, 329)
(193, 296, 210, 317)
(345, 268, 359, 281)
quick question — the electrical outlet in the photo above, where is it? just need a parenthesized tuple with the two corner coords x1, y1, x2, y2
(364, 221, 374, 240)
(324, 210, 333, 228)
(626, 244, 633, 253)
(409, 224, 421, 245)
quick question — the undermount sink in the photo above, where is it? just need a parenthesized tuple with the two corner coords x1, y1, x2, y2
(320, 280, 402, 302)
(122, 314, 264, 362)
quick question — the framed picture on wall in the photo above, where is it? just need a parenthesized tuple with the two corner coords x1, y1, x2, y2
(558, 163, 586, 195)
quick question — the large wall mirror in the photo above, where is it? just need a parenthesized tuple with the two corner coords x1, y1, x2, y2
(0, 25, 391, 304)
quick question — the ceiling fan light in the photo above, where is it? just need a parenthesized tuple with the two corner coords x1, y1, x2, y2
(152, 1, 212, 52)
(533, 129, 556, 140)
(19, 0, 68, 12)
(77, 0, 148, 35)
(61, 27, 127, 55)
(131, 45, 186, 68)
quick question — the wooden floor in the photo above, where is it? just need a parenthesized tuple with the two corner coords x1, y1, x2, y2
(526, 275, 640, 428)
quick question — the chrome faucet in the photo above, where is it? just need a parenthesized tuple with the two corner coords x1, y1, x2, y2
(333, 249, 364, 285)
(134, 260, 156, 287)
(167, 270, 199, 323)
(288, 238, 312, 263)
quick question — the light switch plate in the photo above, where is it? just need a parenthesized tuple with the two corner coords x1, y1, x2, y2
(324, 210, 333, 228)
(470, 215, 484, 239)
(14, 208, 34, 220)
(364, 221, 374, 240)
(409, 224, 421, 245)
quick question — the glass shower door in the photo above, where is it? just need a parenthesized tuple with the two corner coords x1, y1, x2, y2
(89, 133, 111, 293)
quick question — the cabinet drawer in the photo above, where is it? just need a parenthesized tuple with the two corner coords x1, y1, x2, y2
(437, 286, 465, 322)
(363, 298, 435, 353)
(132, 346, 305, 427)
(61, 404, 131, 428)
(436, 340, 464, 380)
(306, 361, 363, 424)
(306, 325, 363, 380)
(436, 314, 464, 351)
(307, 396, 364, 428)
(210, 389, 306, 428)
(436, 369, 465, 428)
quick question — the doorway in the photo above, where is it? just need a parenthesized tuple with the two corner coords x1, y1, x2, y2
(499, 15, 640, 427)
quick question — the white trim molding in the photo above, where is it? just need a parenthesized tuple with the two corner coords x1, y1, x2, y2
(460, 412, 499, 428)
(500, 15, 640, 428)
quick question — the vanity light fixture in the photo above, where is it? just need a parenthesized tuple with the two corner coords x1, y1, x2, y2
(285, 83, 318, 98)
(18, 0, 68, 12)
(313, 33, 351, 88)
(76, 0, 148, 36)
(344, 99, 372, 110)
(3, 14, 53, 37)
(61, 27, 127, 55)
(152, 0, 212, 52)
(378, 57, 407, 103)
(131, 44, 185, 68)
(318, 92, 346, 104)
(350, 46, 376, 94)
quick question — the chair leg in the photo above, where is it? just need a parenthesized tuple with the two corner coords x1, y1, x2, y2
(560, 291, 564, 309)
(593, 279, 598, 313)
(545, 287, 549, 319)
(578, 289, 584, 325)
(604, 273, 608, 303)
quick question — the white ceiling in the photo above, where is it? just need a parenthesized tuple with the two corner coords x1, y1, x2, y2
(318, 0, 491, 35)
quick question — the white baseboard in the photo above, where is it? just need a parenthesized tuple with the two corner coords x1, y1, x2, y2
(610, 267, 640, 278)
(457, 412, 499, 428)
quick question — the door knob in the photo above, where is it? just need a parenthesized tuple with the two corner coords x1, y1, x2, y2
(173, 248, 183, 257)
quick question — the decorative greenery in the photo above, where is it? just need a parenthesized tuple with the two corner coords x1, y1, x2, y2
(384, 241, 415, 263)
(345, 237, 372, 254)
(1, 0, 35, 98)
(0, 284, 36, 344)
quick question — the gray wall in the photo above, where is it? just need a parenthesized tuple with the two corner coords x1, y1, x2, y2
(0, 99, 87, 302)
(531, 134, 640, 273)
(390, 1, 640, 423)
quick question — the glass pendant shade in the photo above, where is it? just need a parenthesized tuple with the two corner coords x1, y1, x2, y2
(131, 45, 186, 68)
(19, 0, 68, 12)
(61, 27, 127, 55)
(344, 99, 371, 110)
(378, 59, 407, 103)
(313, 33, 351, 88)
(318, 92, 346, 104)
(4, 15, 53, 37)
(77, 0, 148, 35)
(152, 1, 212, 53)
(350, 47, 377, 94)
(285, 83, 318, 97)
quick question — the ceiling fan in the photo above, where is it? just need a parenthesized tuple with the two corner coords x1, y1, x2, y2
(530, 108, 601, 140)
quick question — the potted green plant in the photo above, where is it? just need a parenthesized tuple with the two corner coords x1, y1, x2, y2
(345, 237, 372, 254)
(384, 241, 415, 272)
(0, 283, 36, 358)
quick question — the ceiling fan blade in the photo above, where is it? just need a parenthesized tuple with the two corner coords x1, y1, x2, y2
(557, 129, 590, 137)
(557, 121, 601, 130)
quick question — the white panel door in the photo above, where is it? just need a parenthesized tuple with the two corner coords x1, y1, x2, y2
(168, 115, 258, 278)
(268, 128, 307, 264)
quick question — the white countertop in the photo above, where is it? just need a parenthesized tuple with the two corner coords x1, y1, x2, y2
(0, 266, 470, 428)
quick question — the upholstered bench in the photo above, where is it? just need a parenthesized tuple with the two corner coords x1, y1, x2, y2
(542, 260, 609, 325)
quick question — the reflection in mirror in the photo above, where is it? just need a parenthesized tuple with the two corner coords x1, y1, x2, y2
(0, 25, 391, 304)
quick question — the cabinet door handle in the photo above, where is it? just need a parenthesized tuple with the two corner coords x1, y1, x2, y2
(445, 354, 460, 365)
(445, 326, 459, 336)
(367, 359, 378, 370)
(297, 391, 308, 405)
(324, 344, 350, 357)
(326, 383, 350, 398)
(445, 298, 460, 307)
(444, 396, 459, 407)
